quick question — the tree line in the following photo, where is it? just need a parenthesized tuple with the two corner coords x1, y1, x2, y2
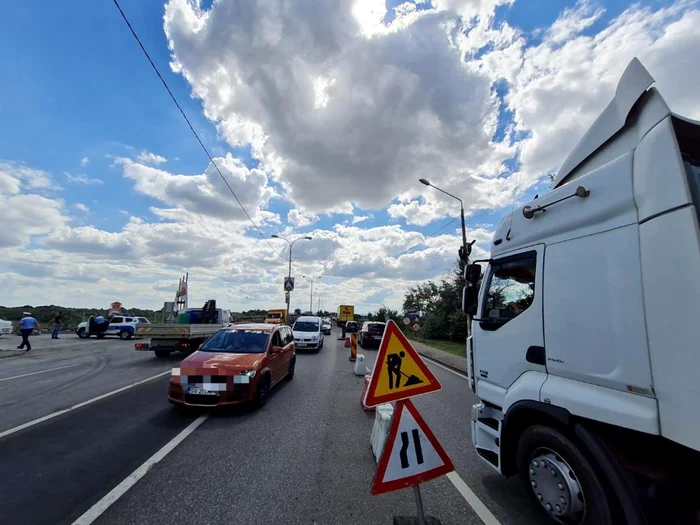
(401, 258, 469, 342)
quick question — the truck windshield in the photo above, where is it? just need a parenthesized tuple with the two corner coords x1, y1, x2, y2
(200, 329, 269, 353)
(293, 321, 319, 332)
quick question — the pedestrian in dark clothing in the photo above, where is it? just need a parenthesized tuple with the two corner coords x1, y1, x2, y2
(17, 312, 39, 351)
(52, 311, 62, 339)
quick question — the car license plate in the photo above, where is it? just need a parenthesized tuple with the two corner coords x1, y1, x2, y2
(187, 387, 217, 395)
(297, 343, 306, 347)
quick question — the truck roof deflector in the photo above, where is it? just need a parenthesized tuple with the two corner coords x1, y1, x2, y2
(553, 58, 655, 188)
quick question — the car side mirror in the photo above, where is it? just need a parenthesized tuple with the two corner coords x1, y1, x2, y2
(271, 345, 284, 353)
(464, 263, 482, 284)
(462, 285, 479, 316)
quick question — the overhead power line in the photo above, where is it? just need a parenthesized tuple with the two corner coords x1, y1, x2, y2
(111, 0, 281, 257)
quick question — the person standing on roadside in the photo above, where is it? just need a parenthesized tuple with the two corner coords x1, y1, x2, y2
(52, 311, 63, 339)
(17, 312, 39, 352)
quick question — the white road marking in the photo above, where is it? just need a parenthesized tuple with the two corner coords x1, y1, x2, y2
(71, 414, 208, 525)
(447, 471, 502, 525)
(0, 363, 82, 383)
(0, 370, 170, 440)
(421, 357, 502, 525)
(421, 355, 467, 379)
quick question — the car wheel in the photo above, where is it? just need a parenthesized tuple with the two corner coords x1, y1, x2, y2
(516, 425, 617, 525)
(77, 328, 88, 339)
(254, 375, 270, 408)
(119, 330, 132, 340)
(154, 349, 171, 358)
(286, 356, 296, 380)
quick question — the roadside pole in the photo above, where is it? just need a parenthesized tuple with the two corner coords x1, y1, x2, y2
(413, 485, 427, 525)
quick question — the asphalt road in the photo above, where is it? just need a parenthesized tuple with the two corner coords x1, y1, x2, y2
(0, 329, 550, 525)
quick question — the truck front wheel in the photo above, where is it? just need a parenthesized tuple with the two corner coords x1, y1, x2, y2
(154, 350, 171, 358)
(516, 425, 617, 525)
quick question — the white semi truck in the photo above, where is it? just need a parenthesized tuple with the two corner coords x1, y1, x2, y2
(462, 58, 700, 524)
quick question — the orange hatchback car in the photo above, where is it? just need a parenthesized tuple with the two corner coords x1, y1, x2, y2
(168, 323, 295, 409)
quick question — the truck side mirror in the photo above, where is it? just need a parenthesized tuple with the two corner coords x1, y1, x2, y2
(464, 264, 482, 284)
(462, 286, 479, 316)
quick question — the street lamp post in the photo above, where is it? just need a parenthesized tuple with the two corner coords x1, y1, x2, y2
(271, 234, 313, 321)
(303, 275, 321, 314)
(419, 178, 469, 263)
(419, 178, 474, 338)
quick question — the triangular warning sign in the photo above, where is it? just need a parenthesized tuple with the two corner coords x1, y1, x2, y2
(363, 320, 441, 408)
(371, 399, 454, 495)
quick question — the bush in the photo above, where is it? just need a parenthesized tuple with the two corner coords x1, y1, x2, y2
(420, 312, 449, 340)
(448, 310, 469, 341)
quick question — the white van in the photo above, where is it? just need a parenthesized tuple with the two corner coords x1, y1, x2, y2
(292, 316, 324, 352)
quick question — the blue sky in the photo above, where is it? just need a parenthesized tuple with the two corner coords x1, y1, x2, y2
(0, 0, 697, 312)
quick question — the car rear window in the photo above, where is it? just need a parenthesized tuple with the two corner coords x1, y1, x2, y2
(200, 329, 270, 354)
(368, 323, 385, 334)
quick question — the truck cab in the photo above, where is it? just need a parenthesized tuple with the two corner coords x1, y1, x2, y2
(464, 58, 700, 524)
(265, 309, 287, 325)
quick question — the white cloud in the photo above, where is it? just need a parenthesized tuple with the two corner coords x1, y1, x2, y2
(0, 160, 54, 193)
(470, 1, 700, 184)
(119, 153, 278, 223)
(163, 0, 517, 218)
(64, 172, 104, 185)
(0, 194, 67, 247)
(80, 157, 90, 167)
(352, 214, 372, 224)
(287, 208, 318, 227)
(74, 203, 89, 212)
(137, 150, 168, 165)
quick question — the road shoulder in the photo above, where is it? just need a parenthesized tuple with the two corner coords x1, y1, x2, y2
(412, 340, 467, 374)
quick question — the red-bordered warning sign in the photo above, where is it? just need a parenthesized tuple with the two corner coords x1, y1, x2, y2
(371, 399, 454, 495)
(363, 320, 441, 407)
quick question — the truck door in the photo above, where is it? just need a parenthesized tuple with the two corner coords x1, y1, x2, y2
(472, 246, 546, 408)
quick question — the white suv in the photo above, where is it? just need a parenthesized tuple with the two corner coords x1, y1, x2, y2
(292, 316, 324, 352)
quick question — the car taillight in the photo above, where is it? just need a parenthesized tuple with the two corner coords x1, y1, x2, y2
(135, 343, 145, 349)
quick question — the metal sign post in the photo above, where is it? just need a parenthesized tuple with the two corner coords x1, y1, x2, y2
(413, 485, 427, 525)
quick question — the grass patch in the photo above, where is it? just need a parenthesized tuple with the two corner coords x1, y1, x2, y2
(406, 332, 466, 357)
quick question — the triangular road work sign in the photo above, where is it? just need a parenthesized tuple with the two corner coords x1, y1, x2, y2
(371, 399, 454, 495)
(363, 320, 441, 407)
